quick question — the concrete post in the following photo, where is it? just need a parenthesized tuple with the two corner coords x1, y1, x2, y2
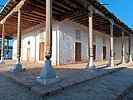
(86, 10, 96, 71)
(109, 22, 114, 67)
(36, 0, 60, 85)
(129, 35, 132, 62)
(11, 10, 25, 73)
(121, 30, 125, 64)
(0, 24, 5, 64)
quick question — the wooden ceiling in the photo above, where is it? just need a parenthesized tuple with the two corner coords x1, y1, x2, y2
(0, 0, 132, 38)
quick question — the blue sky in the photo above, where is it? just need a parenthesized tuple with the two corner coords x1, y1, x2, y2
(99, 0, 133, 29)
(0, 0, 133, 29)
(0, 0, 12, 46)
(0, 0, 7, 10)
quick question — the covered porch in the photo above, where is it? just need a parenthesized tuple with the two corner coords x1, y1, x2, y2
(0, 0, 133, 85)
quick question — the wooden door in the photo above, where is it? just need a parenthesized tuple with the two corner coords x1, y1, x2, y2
(103, 46, 106, 59)
(75, 42, 81, 61)
(27, 48, 30, 62)
(93, 45, 96, 60)
(39, 42, 44, 61)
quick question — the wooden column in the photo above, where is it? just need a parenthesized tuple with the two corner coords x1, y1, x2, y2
(86, 10, 95, 70)
(129, 35, 132, 62)
(121, 30, 125, 64)
(16, 10, 22, 64)
(109, 22, 114, 67)
(0, 24, 5, 64)
(11, 9, 25, 73)
(6, 39, 9, 59)
(36, 0, 60, 85)
(45, 0, 52, 60)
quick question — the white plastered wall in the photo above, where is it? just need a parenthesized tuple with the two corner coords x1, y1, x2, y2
(12, 19, 131, 65)
(114, 36, 129, 60)
(12, 21, 59, 65)
(59, 19, 110, 64)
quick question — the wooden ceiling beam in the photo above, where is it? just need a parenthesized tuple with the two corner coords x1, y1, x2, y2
(0, 0, 26, 24)
(63, 0, 80, 8)
(22, 3, 59, 20)
(69, 13, 87, 21)
(26, 1, 63, 16)
(72, 16, 87, 22)
(12, 14, 43, 24)
(35, 0, 67, 13)
(74, 18, 87, 23)
(60, 9, 87, 21)
(22, 11, 45, 20)
(22, 14, 44, 22)
(52, 0, 72, 11)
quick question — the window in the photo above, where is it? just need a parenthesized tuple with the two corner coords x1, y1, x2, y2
(93, 34, 96, 43)
(40, 29, 44, 41)
(76, 29, 81, 41)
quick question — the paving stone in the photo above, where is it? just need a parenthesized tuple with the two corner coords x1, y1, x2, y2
(0, 73, 40, 100)
(1, 60, 133, 100)
(45, 66, 133, 100)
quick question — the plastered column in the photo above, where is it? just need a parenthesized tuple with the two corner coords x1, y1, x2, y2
(86, 10, 96, 71)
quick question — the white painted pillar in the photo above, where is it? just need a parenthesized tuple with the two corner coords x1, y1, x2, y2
(0, 24, 5, 64)
(109, 22, 114, 67)
(11, 10, 25, 73)
(129, 35, 132, 62)
(121, 30, 125, 64)
(86, 10, 95, 71)
(36, 0, 60, 85)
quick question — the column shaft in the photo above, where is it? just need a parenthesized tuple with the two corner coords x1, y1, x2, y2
(45, 0, 52, 60)
(89, 11, 93, 58)
(109, 23, 114, 66)
(11, 9, 25, 73)
(129, 35, 132, 62)
(0, 24, 5, 64)
(36, 0, 60, 85)
(86, 10, 95, 70)
(6, 39, 9, 59)
(17, 10, 22, 64)
(121, 30, 125, 64)
(1, 24, 5, 57)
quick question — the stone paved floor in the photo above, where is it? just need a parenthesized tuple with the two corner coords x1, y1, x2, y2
(124, 88, 133, 100)
(44, 67, 133, 100)
(0, 60, 120, 71)
(0, 72, 40, 100)
(1, 66, 133, 100)
(0, 60, 133, 100)
(0, 60, 124, 96)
